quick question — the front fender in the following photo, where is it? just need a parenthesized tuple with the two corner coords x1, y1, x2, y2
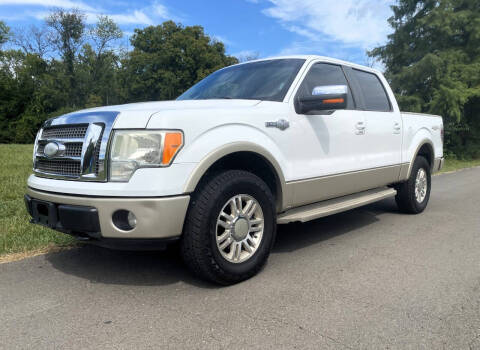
(179, 125, 289, 210)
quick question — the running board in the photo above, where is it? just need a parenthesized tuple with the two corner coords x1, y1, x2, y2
(277, 187, 397, 224)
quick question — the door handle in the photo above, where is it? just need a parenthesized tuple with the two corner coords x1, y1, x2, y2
(355, 121, 365, 135)
(393, 122, 401, 134)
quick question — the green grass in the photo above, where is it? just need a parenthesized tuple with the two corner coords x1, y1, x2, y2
(0, 144, 74, 256)
(0, 144, 479, 257)
(439, 158, 480, 173)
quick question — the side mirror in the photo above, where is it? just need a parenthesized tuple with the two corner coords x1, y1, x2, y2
(296, 85, 348, 114)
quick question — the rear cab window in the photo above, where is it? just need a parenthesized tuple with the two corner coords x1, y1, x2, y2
(351, 69, 391, 112)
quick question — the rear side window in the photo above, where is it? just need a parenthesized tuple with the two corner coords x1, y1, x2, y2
(352, 69, 391, 112)
(297, 63, 354, 109)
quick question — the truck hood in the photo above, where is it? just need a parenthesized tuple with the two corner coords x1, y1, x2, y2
(75, 99, 262, 129)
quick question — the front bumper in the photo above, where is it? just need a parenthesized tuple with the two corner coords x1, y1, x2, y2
(26, 188, 190, 243)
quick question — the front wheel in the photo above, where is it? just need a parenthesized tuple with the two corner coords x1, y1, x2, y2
(181, 170, 276, 285)
(395, 156, 431, 214)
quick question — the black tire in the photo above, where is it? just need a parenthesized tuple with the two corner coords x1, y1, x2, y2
(181, 170, 277, 285)
(395, 156, 431, 214)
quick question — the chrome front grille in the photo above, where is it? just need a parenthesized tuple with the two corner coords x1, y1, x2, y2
(94, 128, 104, 175)
(33, 111, 118, 181)
(41, 125, 89, 139)
(36, 159, 82, 177)
(65, 143, 84, 157)
(37, 142, 83, 158)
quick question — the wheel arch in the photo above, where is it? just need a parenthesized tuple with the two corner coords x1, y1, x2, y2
(183, 142, 288, 212)
(406, 140, 435, 178)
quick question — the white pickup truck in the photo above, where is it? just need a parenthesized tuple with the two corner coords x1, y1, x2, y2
(25, 56, 444, 284)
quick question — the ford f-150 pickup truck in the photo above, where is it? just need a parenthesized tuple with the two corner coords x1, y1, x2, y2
(25, 56, 444, 284)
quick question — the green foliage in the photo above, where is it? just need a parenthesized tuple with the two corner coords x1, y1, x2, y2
(0, 12, 237, 144)
(120, 21, 238, 101)
(46, 9, 86, 107)
(0, 20, 9, 47)
(0, 50, 71, 143)
(369, 0, 480, 157)
(91, 15, 123, 55)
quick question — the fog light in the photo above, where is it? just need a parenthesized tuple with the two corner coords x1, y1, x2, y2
(127, 211, 137, 228)
(112, 210, 137, 231)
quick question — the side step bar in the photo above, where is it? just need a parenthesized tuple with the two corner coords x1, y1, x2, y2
(277, 187, 397, 224)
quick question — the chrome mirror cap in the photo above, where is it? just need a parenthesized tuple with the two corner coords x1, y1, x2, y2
(312, 85, 348, 96)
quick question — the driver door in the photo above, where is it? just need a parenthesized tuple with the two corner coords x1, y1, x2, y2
(287, 62, 369, 206)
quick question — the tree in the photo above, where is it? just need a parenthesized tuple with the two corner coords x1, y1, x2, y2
(12, 25, 52, 58)
(0, 14, 237, 143)
(86, 16, 123, 105)
(90, 16, 122, 57)
(77, 43, 120, 106)
(0, 21, 9, 47)
(369, 0, 480, 157)
(121, 21, 238, 101)
(46, 9, 86, 106)
(0, 50, 69, 142)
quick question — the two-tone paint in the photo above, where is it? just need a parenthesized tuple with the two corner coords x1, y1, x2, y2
(27, 55, 444, 239)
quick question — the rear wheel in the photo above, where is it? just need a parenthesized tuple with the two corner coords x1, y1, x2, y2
(181, 170, 276, 285)
(395, 156, 431, 214)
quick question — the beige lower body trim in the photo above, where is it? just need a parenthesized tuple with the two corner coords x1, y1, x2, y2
(285, 165, 402, 208)
(433, 157, 444, 173)
(399, 156, 444, 182)
(27, 188, 190, 239)
(398, 163, 410, 182)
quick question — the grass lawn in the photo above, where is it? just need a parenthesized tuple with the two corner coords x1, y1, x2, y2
(0, 144, 479, 257)
(0, 144, 74, 256)
(439, 157, 480, 173)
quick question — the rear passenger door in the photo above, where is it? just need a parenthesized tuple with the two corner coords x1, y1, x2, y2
(347, 68, 402, 170)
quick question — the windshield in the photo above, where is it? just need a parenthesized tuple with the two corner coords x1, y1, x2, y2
(177, 59, 305, 102)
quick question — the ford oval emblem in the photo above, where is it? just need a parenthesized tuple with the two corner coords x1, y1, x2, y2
(44, 142, 59, 158)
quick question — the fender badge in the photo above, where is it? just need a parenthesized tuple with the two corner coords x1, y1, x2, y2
(265, 119, 290, 131)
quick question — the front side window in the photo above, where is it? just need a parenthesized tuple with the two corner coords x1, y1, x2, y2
(177, 59, 305, 102)
(296, 63, 354, 109)
(352, 69, 391, 112)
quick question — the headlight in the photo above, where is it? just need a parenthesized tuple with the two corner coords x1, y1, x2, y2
(109, 130, 183, 182)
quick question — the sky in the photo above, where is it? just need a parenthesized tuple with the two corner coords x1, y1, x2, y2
(0, 0, 395, 66)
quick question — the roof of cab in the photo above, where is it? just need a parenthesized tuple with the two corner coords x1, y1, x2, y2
(233, 55, 383, 76)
